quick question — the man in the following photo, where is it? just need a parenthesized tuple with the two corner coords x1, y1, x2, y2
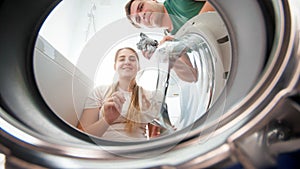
(125, 0, 214, 35)
(125, 0, 214, 83)
(125, 0, 218, 128)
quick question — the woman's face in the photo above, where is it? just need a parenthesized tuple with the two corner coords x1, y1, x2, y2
(114, 49, 139, 79)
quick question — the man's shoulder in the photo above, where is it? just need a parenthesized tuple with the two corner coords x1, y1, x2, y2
(164, 0, 201, 6)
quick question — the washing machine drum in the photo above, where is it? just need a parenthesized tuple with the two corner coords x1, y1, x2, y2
(0, 1, 299, 169)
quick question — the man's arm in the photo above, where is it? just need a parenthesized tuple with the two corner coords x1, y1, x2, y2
(159, 36, 198, 82)
(172, 53, 198, 82)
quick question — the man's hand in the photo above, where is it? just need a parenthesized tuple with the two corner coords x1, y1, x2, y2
(159, 35, 174, 45)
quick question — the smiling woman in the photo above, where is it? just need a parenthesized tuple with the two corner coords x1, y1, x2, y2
(76, 47, 165, 141)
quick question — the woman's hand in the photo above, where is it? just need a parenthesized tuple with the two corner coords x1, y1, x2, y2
(102, 91, 126, 124)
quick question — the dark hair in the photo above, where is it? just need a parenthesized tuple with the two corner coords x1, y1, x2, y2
(125, 0, 141, 28)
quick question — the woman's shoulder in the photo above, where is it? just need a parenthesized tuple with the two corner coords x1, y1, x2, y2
(91, 84, 113, 97)
(92, 85, 109, 92)
(93, 84, 111, 91)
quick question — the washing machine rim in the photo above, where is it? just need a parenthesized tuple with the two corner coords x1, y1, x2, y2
(0, 0, 298, 168)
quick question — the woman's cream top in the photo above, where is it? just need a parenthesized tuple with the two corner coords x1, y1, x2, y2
(84, 85, 163, 141)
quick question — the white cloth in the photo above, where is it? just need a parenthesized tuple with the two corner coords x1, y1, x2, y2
(84, 85, 164, 141)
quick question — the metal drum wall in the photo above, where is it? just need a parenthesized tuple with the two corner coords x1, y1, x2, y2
(0, 0, 299, 169)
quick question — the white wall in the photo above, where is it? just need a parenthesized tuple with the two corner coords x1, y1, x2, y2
(39, 0, 130, 65)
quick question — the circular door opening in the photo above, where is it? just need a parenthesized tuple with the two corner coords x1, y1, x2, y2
(1, 0, 299, 168)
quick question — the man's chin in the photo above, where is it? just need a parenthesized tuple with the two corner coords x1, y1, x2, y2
(145, 23, 158, 29)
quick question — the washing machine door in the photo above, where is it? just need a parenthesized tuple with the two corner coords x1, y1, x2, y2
(0, 0, 299, 168)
